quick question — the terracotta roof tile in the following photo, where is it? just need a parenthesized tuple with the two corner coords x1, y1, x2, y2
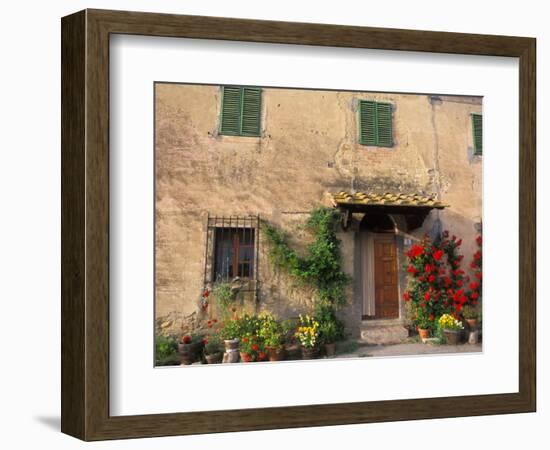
(331, 191, 448, 209)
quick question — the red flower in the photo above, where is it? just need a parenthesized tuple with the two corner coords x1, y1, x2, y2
(421, 303, 426, 309)
(418, 276, 425, 282)
(182, 335, 191, 344)
(202, 289, 210, 298)
(407, 244, 424, 258)
(428, 274, 436, 283)
(207, 320, 213, 328)
(258, 351, 266, 360)
(252, 344, 259, 352)
(474, 251, 481, 260)
(456, 238, 462, 246)
(444, 276, 452, 287)
(475, 271, 482, 280)
(425, 264, 432, 274)
(429, 314, 435, 321)
(403, 291, 410, 302)
(469, 281, 479, 290)
(406, 265, 418, 275)
(433, 249, 444, 261)
(242, 336, 249, 343)
(424, 292, 430, 301)
(457, 280, 463, 287)
(471, 291, 479, 300)
(476, 235, 482, 246)
(443, 230, 449, 238)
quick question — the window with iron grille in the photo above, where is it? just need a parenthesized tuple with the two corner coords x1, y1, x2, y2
(471, 113, 483, 155)
(203, 215, 259, 294)
(214, 227, 255, 279)
(219, 86, 262, 137)
(358, 100, 393, 147)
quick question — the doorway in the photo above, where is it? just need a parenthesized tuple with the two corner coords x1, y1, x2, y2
(359, 214, 399, 320)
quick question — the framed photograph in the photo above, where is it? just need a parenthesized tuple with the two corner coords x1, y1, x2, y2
(61, 9, 536, 441)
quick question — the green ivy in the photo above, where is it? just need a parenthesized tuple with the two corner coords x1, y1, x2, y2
(262, 207, 350, 321)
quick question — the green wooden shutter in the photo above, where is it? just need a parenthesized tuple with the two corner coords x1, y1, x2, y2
(220, 86, 242, 135)
(472, 113, 482, 154)
(220, 86, 262, 136)
(359, 100, 376, 145)
(241, 87, 262, 136)
(376, 102, 393, 147)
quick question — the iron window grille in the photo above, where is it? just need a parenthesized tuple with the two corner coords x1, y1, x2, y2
(203, 215, 260, 297)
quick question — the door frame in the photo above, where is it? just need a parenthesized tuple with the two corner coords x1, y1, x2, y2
(361, 230, 401, 321)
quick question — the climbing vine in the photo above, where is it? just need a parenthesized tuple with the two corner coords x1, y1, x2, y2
(261, 207, 350, 323)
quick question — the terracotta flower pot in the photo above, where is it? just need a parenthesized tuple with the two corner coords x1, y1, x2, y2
(301, 346, 319, 360)
(443, 329, 460, 345)
(417, 327, 430, 340)
(205, 352, 223, 364)
(240, 352, 253, 363)
(466, 318, 478, 329)
(266, 346, 286, 362)
(178, 342, 196, 365)
(324, 342, 336, 358)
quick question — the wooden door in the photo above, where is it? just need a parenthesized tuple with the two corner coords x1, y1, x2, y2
(373, 236, 399, 319)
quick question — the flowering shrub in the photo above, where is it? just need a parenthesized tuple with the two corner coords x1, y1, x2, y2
(403, 233, 464, 330)
(438, 313, 464, 331)
(466, 234, 482, 306)
(295, 315, 320, 348)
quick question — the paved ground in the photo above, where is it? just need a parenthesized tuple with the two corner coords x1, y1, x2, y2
(336, 341, 482, 359)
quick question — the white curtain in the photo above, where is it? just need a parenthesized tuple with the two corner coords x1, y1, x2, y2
(360, 232, 375, 316)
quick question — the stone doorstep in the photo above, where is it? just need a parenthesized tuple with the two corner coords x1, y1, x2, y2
(359, 320, 409, 345)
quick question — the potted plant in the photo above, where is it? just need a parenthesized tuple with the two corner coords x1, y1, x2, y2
(259, 314, 286, 361)
(203, 333, 223, 364)
(438, 314, 464, 345)
(295, 315, 320, 359)
(318, 319, 339, 357)
(239, 334, 266, 362)
(219, 318, 241, 351)
(413, 307, 433, 340)
(462, 304, 479, 329)
(280, 318, 300, 359)
(178, 334, 203, 365)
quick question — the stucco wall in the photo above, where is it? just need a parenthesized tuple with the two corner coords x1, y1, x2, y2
(154, 83, 482, 336)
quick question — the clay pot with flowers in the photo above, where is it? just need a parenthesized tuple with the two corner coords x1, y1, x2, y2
(295, 315, 320, 360)
(238, 334, 266, 362)
(438, 314, 464, 345)
(413, 307, 433, 340)
(258, 314, 286, 362)
(203, 333, 223, 364)
(219, 318, 241, 350)
(461, 304, 479, 329)
(178, 334, 203, 365)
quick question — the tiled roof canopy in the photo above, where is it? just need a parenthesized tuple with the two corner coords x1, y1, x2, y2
(331, 191, 448, 209)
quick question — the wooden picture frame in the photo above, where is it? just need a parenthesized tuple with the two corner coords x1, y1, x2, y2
(61, 9, 536, 441)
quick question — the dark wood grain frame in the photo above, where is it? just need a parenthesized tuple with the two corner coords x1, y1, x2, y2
(61, 9, 536, 441)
